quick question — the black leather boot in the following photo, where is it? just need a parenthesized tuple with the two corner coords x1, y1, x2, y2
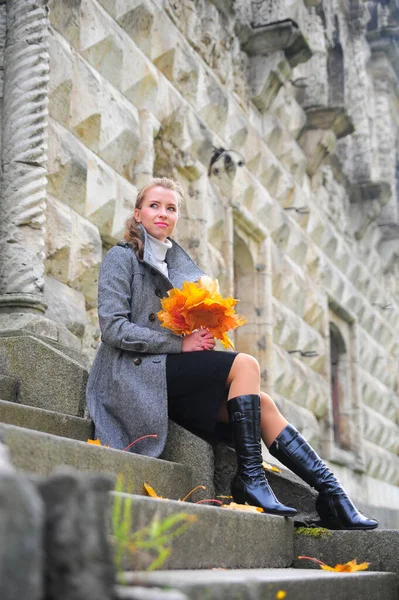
(227, 395, 296, 517)
(269, 424, 378, 530)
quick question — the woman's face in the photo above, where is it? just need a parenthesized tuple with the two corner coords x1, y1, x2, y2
(134, 186, 179, 242)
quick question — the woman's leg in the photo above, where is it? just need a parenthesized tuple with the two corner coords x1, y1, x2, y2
(221, 354, 296, 516)
(219, 354, 288, 447)
(221, 353, 378, 530)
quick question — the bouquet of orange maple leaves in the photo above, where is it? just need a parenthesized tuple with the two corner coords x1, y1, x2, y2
(157, 276, 246, 350)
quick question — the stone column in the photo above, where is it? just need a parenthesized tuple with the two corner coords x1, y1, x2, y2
(0, 0, 49, 314)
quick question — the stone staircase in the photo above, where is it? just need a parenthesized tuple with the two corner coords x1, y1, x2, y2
(0, 333, 398, 599)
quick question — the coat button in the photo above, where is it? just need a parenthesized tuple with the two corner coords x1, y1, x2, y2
(148, 313, 156, 322)
(150, 269, 157, 276)
(133, 357, 142, 366)
(155, 288, 162, 298)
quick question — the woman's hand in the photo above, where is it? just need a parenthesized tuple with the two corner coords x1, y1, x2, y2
(182, 329, 216, 352)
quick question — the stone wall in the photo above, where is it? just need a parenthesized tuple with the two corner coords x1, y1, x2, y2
(0, 0, 398, 508)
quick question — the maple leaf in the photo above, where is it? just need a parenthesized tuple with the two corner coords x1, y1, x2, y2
(221, 502, 264, 513)
(197, 275, 220, 295)
(262, 460, 281, 473)
(87, 438, 110, 447)
(298, 556, 370, 572)
(143, 483, 207, 503)
(144, 482, 162, 498)
(157, 279, 246, 350)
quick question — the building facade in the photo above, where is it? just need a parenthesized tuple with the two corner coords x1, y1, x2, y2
(0, 0, 398, 510)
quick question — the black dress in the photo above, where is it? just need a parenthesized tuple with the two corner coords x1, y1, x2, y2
(166, 350, 238, 442)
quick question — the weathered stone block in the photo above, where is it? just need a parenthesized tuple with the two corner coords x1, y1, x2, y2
(115, 585, 187, 599)
(161, 420, 215, 501)
(114, 492, 294, 571)
(0, 334, 88, 417)
(48, 30, 74, 126)
(242, 20, 312, 68)
(80, 0, 124, 90)
(249, 52, 291, 112)
(70, 55, 103, 153)
(0, 374, 18, 402)
(47, 120, 88, 214)
(0, 423, 193, 500)
(155, 40, 199, 106)
(122, 43, 160, 111)
(37, 468, 115, 600)
(115, 0, 156, 58)
(0, 399, 94, 441)
(49, 0, 82, 49)
(45, 195, 102, 308)
(97, 85, 140, 181)
(0, 473, 44, 600)
(44, 276, 87, 338)
(196, 68, 228, 134)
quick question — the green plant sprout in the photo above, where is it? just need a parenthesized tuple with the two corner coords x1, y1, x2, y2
(112, 474, 198, 581)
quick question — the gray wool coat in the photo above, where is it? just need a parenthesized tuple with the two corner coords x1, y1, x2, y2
(86, 226, 204, 457)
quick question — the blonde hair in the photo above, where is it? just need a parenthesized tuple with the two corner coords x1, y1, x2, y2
(124, 177, 184, 260)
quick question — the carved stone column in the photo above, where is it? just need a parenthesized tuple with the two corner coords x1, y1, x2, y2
(0, 0, 49, 314)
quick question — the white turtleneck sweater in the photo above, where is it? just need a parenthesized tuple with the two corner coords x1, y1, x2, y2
(146, 233, 172, 277)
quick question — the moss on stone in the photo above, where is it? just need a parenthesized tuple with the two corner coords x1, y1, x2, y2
(295, 526, 332, 538)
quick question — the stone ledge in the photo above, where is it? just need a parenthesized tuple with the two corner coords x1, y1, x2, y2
(120, 568, 398, 600)
(0, 423, 193, 501)
(294, 528, 399, 580)
(112, 493, 293, 570)
(242, 20, 312, 68)
(0, 332, 88, 417)
(0, 399, 94, 441)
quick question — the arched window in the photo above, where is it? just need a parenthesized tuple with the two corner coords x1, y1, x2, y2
(233, 234, 257, 357)
(329, 322, 351, 450)
(327, 18, 345, 106)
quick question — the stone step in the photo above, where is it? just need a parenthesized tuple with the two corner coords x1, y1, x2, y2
(0, 332, 88, 417)
(0, 399, 94, 441)
(293, 527, 399, 579)
(0, 423, 193, 500)
(0, 397, 215, 501)
(117, 568, 398, 600)
(111, 492, 293, 571)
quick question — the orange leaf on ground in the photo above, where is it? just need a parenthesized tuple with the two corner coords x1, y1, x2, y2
(144, 482, 163, 498)
(221, 502, 264, 513)
(87, 438, 110, 447)
(298, 556, 370, 572)
(262, 461, 281, 473)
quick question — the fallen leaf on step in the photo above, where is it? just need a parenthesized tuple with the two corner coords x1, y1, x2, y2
(221, 502, 264, 513)
(144, 482, 163, 498)
(262, 461, 281, 473)
(298, 556, 370, 572)
(87, 438, 110, 447)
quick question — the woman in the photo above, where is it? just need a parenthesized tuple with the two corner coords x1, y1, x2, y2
(86, 177, 377, 530)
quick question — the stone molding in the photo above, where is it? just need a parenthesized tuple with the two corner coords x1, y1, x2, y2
(242, 19, 312, 68)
